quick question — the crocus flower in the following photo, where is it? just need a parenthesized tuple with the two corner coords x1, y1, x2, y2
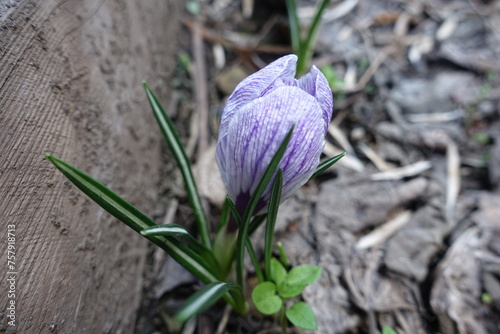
(216, 55, 333, 215)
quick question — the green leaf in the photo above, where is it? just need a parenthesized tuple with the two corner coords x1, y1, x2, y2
(241, 125, 294, 223)
(140, 224, 216, 266)
(264, 168, 283, 281)
(186, 0, 201, 15)
(217, 197, 233, 233)
(320, 65, 337, 89)
(252, 282, 283, 315)
(236, 125, 295, 288)
(45, 155, 233, 303)
(174, 282, 238, 322)
(248, 214, 267, 236)
(277, 241, 289, 268)
(286, 302, 317, 330)
(310, 152, 346, 180)
(225, 196, 242, 227)
(270, 258, 287, 286)
(382, 325, 398, 334)
(481, 292, 493, 304)
(246, 238, 265, 283)
(278, 265, 322, 298)
(141, 224, 191, 237)
(143, 82, 211, 249)
(212, 224, 238, 279)
(297, 0, 331, 76)
(285, 0, 301, 53)
(219, 197, 264, 282)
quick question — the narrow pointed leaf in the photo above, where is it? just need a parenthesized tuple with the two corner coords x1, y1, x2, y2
(45, 155, 226, 294)
(277, 242, 289, 268)
(242, 125, 295, 222)
(303, 0, 331, 50)
(236, 125, 295, 288)
(265, 168, 283, 280)
(285, 0, 301, 53)
(309, 152, 346, 180)
(225, 197, 264, 282)
(143, 82, 211, 249)
(217, 197, 233, 233)
(212, 225, 238, 279)
(141, 224, 192, 237)
(297, 0, 331, 76)
(246, 237, 265, 283)
(141, 224, 218, 269)
(248, 214, 267, 236)
(174, 282, 238, 322)
(286, 302, 317, 330)
(382, 326, 398, 334)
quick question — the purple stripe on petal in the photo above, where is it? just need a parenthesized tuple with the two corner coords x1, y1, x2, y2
(217, 85, 324, 205)
(216, 55, 335, 214)
(218, 55, 298, 140)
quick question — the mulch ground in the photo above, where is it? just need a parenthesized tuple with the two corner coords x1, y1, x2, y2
(135, 1, 500, 333)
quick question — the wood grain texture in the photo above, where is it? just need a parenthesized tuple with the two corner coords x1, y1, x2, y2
(0, 0, 181, 333)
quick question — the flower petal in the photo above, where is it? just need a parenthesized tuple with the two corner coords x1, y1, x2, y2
(298, 65, 333, 132)
(218, 55, 298, 140)
(216, 86, 325, 206)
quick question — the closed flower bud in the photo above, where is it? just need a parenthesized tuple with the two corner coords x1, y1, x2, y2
(216, 55, 333, 214)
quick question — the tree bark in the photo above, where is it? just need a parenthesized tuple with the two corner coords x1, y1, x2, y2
(0, 0, 181, 333)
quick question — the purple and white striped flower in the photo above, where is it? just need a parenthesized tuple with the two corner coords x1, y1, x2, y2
(216, 55, 333, 214)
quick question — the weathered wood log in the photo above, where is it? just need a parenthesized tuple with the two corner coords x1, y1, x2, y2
(0, 1, 181, 332)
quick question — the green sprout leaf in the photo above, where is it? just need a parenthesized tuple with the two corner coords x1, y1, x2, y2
(45, 154, 247, 311)
(45, 155, 213, 275)
(141, 223, 205, 253)
(140, 224, 218, 269)
(278, 265, 322, 298)
(481, 292, 493, 304)
(141, 224, 192, 238)
(241, 126, 294, 223)
(277, 241, 289, 268)
(248, 214, 268, 236)
(473, 133, 492, 145)
(219, 197, 265, 282)
(320, 65, 337, 88)
(175, 282, 238, 322)
(270, 258, 287, 286)
(310, 152, 345, 180)
(143, 82, 211, 249)
(286, 302, 317, 330)
(265, 168, 283, 281)
(217, 197, 233, 233)
(285, 0, 301, 53)
(186, 0, 201, 15)
(288, 0, 332, 76)
(252, 282, 283, 315)
(213, 199, 239, 277)
(382, 325, 398, 334)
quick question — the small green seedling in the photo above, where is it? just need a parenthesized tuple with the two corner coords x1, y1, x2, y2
(382, 325, 398, 334)
(252, 258, 322, 330)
